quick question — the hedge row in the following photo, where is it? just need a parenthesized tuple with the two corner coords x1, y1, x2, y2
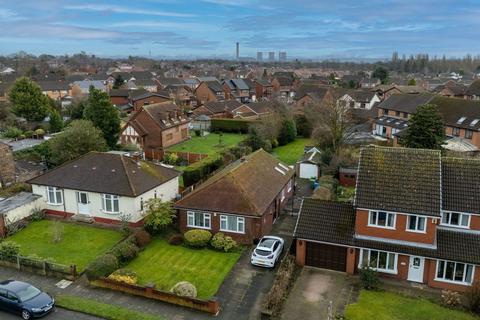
(211, 119, 255, 134)
(182, 155, 224, 187)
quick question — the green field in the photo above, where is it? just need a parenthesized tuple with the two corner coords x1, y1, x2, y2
(344, 290, 478, 320)
(272, 138, 314, 165)
(9, 220, 123, 271)
(167, 133, 246, 156)
(126, 238, 241, 298)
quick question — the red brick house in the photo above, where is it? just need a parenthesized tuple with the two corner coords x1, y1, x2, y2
(131, 91, 171, 112)
(294, 146, 480, 292)
(194, 81, 225, 104)
(119, 102, 190, 159)
(255, 79, 273, 100)
(175, 149, 294, 244)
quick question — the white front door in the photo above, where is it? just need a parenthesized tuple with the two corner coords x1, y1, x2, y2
(407, 256, 425, 283)
(76, 192, 90, 215)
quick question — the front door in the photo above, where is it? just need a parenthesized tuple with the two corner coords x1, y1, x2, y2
(76, 192, 90, 215)
(407, 256, 425, 283)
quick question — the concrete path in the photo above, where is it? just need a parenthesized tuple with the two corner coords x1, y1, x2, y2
(281, 267, 358, 320)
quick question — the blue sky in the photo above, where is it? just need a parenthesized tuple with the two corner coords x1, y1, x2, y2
(1, 0, 480, 59)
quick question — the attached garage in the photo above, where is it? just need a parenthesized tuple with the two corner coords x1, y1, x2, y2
(305, 242, 347, 272)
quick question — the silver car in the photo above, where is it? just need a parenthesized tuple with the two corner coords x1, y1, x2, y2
(251, 236, 284, 268)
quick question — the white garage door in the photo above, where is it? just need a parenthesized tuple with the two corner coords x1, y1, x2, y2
(299, 163, 318, 179)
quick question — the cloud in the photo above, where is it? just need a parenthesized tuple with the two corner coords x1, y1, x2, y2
(64, 4, 195, 18)
(0, 8, 24, 21)
(109, 20, 214, 31)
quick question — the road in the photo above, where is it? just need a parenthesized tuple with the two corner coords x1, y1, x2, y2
(0, 307, 102, 319)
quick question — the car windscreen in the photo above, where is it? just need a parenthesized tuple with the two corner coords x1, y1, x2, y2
(255, 249, 271, 256)
(15, 285, 41, 302)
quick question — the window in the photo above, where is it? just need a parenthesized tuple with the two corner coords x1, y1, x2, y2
(287, 180, 292, 192)
(452, 127, 460, 136)
(368, 211, 395, 229)
(436, 260, 474, 284)
(140, 198, 144, 211)
(383, 109, 388, 115)
(403, 112, 409, 119)
(220, 215, 245, 233)
(187, 211, 211, 229)
(102, 194, 120, 213)
(166, 133, 173, 141)
(47, 186, 63, 205)
(465, 130, 474, 139)
(441, 211, 470, 228)
(406, 215, 426, 232)
(360, 249, 397, 273)
(395, 111, 400, 117)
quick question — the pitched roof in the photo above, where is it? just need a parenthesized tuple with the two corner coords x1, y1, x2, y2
(28, 152, 179, 197)
(36, 81, 70, 91)
(202, 100, 242, 114)
(355, 146, 441, 216)
(131, 91, 170, 102)
(175, 149, 294, 216)
(466, 79, 480, 96)
(442, 157, 480, 214)
(255, 78, 272, 87)
(245, 101, 272, 114)
(274, 76, 294, 87)
(377, 93, 435, 113)
(432, 96, 480, 130)
(346, 90, 377, 102)
(139, 102, 189, 130)
(295, 85, 330, 101)
(204, 80, 224, 93)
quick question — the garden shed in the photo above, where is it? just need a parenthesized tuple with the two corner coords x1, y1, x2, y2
(0, 192, 44, 237)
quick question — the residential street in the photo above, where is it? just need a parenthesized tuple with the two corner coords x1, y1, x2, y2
(0, 308, 101, 319)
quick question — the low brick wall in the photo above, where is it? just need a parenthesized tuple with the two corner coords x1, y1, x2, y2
(91, 278, 220, 315)
(0, 257, 77, 280)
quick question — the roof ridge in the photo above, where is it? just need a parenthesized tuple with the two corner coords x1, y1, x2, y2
(121, 155, 137, 196)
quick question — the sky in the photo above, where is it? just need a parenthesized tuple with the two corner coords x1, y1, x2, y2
(1, 0, 480, 59)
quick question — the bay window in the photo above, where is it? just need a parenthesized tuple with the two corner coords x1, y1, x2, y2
(220, 215, 245, 233)
(102, 194, 120, 213)
(441, 211, 470, 228)
(436, 260, 474, 285)
(360, 249, 397, 273)
(406, 215, 426, 232)
(368, 210, 395, 229)
(47, 187, 63, 205)
(187, 211, 211, 229)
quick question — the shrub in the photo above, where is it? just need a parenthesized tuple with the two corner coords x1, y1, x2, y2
(143, 200, 176, 234)
(164, 153, 179, 165)
(211, 118, 252, 133)
(0, 241, 20, 262)
(24, 130, 34, 138)
(278, 119, 297, 146)
(133, 229, 152, 247)
(359, 265, 380, 290)
(194, 129, 201, 137)
(34, 128, 45, 137)
(168, 234, 184, 246)
(110, 242, 139, 264)
(85, 254, 118, 279)
(3, 126, 22, 139)
(466, 282, 480, 314)
(263, 255, 297, 314)
(107, 269, 137, 285)
(441, 290, 461, 309)
(210, 232, 237, 252)
(171, 281, 197, 298)
(29, 207, 45, 221)
(182, 155, 224, 187)
(184, 229, 212, 248)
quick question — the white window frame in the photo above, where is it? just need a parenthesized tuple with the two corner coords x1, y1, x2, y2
(441, 211, 471, 229)
(406, 215, 427, 233)
(102, 194, 120, 214)
(186, 211, 211, 229)
(368, 210, 396, 229)
(220, 215, 245, 234)
(435, 260, 475, 285)
(359, 249, 398, 274)
(47, 186, 63, 205)
(287, 180, 292, 192)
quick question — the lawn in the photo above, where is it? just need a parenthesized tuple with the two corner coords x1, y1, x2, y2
(344, 290, 478, 320)
(272, 138, 313, 165)
(8, 220, 123, 271)
(167, 133, 246, 156)
(126, 238, 241, 298)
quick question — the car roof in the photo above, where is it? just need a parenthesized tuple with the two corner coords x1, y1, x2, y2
(0, 280, 32, 292)
(259, 238, 277, 249)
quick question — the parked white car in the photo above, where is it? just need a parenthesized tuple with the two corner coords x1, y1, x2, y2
(251, 236, 284, 268)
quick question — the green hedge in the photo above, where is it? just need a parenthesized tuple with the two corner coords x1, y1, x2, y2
(183, 155, 224, 187)
(211, 119, 255, 134)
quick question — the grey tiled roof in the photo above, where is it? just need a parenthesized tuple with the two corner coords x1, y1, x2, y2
(355, 146, 442, 216)
(377, 93, 435, 113)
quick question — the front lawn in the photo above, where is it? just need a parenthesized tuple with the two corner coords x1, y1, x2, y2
(344, 290, 478, 320)
(126, 238, 241, 298)
(272, 138, 313, 165)
(167, 133, 246, 156)
(8, 220, 123, 271)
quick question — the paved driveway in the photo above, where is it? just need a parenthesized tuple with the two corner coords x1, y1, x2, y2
(0, 307, 101, 319)
(281, 267, 358, 320)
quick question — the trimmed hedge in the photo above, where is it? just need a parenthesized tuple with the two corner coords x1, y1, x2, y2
(211, 119, 254, 134)
(182, 155, 224, 187)
(184, 229, 212, 248)
(85, 254, 119, 279)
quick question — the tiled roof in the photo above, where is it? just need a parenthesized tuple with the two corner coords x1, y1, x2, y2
(432, 96, 480, 130)
(175, 149, 294, 216)
(204, 80, 223, 92)
(442, 157, 480, 214)
(377, 93, 435, 113)
(28, 152, 179, 197)
(466, 79, 480, 96)
(203, 100, 242, 114)
(436, 227, 480, 264)
(355, 146, 442, 216)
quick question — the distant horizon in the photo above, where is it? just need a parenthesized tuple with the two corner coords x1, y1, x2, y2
(1, 0, 480, 59)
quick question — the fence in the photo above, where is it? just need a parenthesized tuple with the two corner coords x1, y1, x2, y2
(91, 278, 220, 314)
(0, 255, 77, 280)
(144, 148, 208, 165)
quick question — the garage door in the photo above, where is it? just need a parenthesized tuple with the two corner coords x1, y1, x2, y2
(305, 242, 347, 272)
(299, 163, 318, 179)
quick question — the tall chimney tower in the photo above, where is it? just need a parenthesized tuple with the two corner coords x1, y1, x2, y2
(236, 42, 239, 60)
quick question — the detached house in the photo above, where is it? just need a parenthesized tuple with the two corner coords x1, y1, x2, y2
(195, 81, 225, 103)
(338, 91, 381, 110)
(120, 102, 190, 159)
(465, 80, 480, 100)
(255, 79, 273, 100)
(223, 79, 252, 103)
(175, 150, 294, 244)
(29, 152, 180, 226)
(294, 146, 480, 292)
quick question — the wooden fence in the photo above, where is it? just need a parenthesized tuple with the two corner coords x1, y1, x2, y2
(144, 148, 208, 165)
(91, 278, 219, 315)
(0, 255, 77, 280)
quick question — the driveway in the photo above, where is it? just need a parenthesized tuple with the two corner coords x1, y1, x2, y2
(281, 267, 359, 320)
(0, 308, 101, 319)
